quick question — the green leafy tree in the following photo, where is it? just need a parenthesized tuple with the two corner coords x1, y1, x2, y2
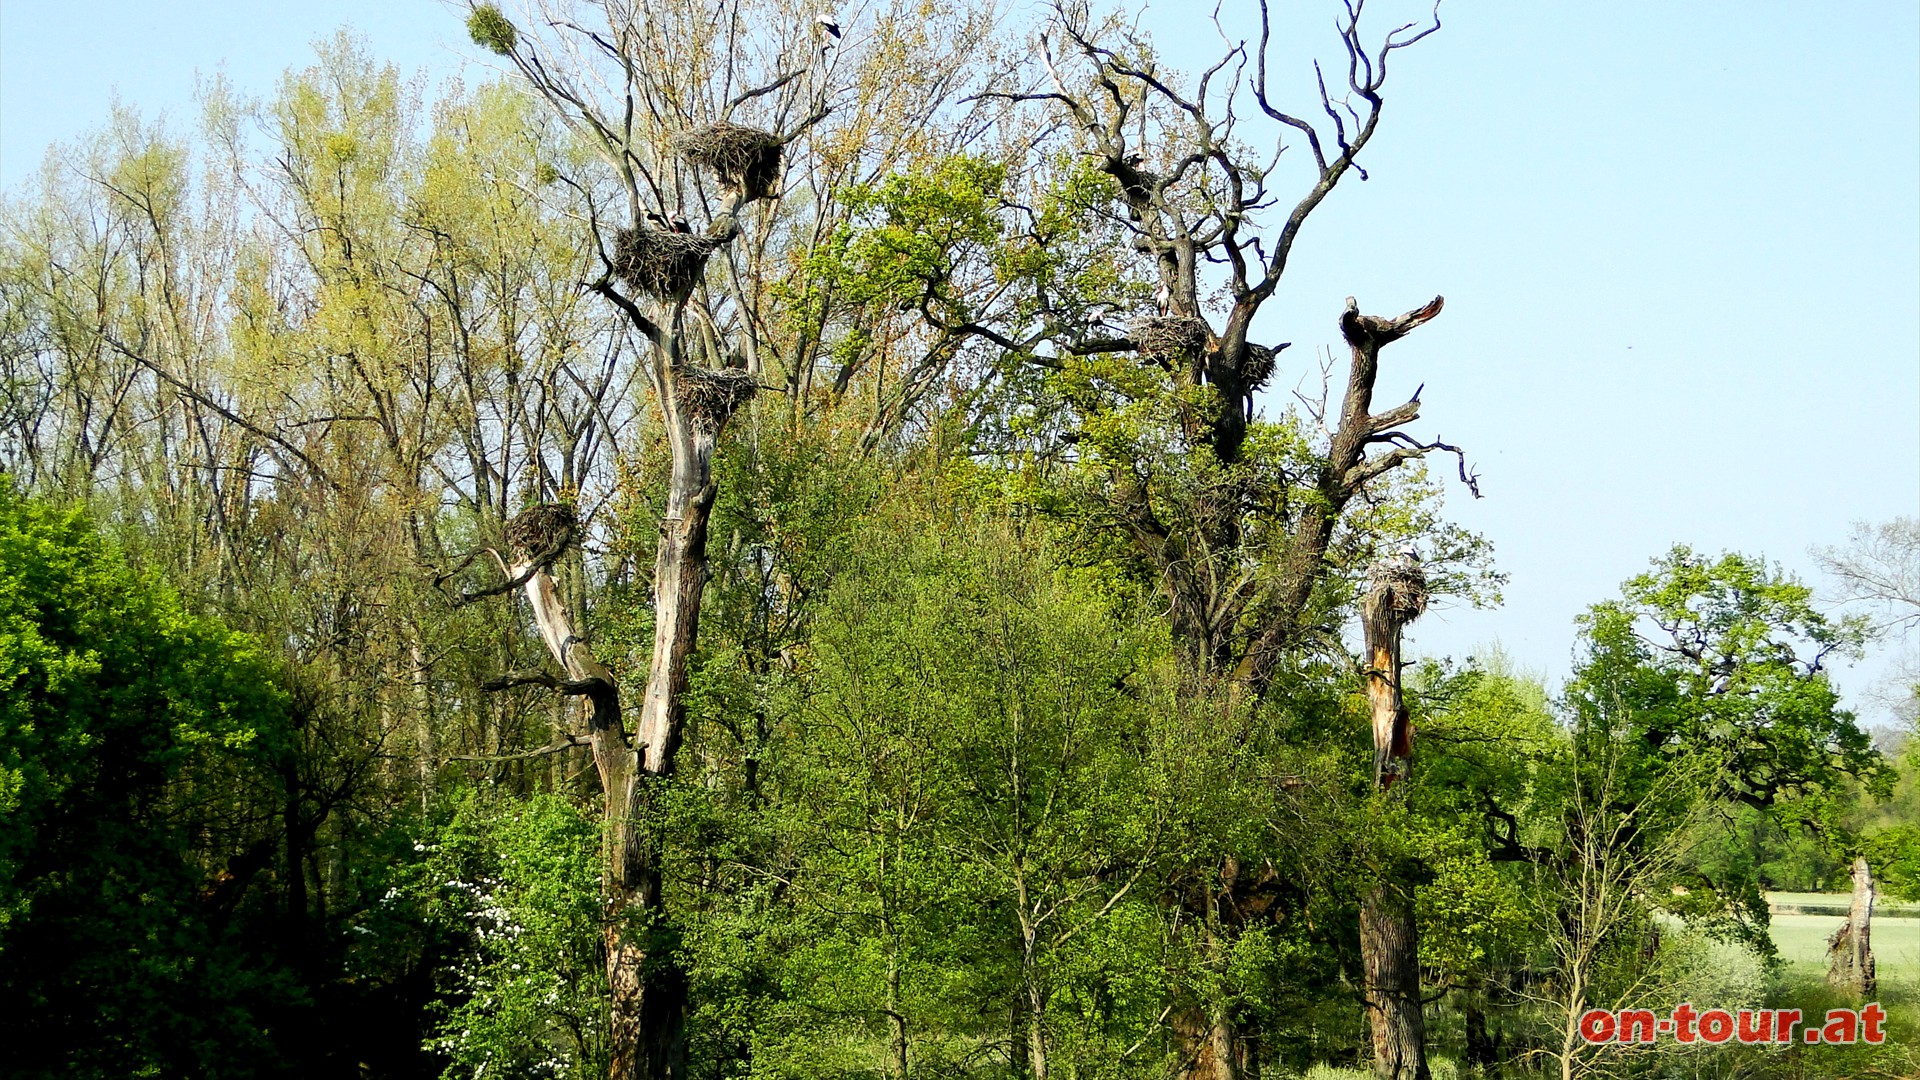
(0, 486, 295, 1079)
(1565, 546, 1885, 942)
(755, 505, 1178, 1078)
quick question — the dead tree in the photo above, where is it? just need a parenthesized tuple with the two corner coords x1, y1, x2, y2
(1363, 547, 1427, 789)
(978, 1, 1468, 695)
(453, 3, 838, 1075)
(970, 4, 1461, 1075)
(1827, 856, 1877, 997)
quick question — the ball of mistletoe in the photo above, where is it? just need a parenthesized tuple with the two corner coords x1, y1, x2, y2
(467, 4, 517, 56)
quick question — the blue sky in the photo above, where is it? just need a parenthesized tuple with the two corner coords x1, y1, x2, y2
(3, 1, 1916, 715)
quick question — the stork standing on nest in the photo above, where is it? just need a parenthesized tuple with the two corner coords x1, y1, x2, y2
(642, 211, 693, 234)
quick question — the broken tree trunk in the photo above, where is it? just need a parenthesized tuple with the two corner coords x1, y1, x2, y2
(1362, 553, 1426, 788)
(1360, 552, 1430, 1080)
(1234, 296, 1448, 699)
(1826, 856, 1877, 997)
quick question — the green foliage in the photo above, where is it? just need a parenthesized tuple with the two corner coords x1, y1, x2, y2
(737, 505, 1179, 1073)
(1569, 546, 1881, 811)
(0, 484, 295, 1078)
(1564, 546, 1884, 945)
(8, 16, 1915, 1080)
(414, 791, 609, 1079)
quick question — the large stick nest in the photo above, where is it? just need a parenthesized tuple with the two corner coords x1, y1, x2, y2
(613, 226, 719, 301)
(506, 503, 578, 565)
(672, 123, 783, 201)
(674, 366, 759, 430)
(1365, 554, 1429, 623)
(1242, 343, 1278, 390)
(1129, 316, 1210, 365)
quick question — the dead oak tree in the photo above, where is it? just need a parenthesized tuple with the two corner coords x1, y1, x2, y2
(978, 0, 1470, 694)
(968, 3, 1466, 1075)
(1827, 856, 1878, 998)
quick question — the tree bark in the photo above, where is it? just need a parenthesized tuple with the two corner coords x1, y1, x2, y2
(1826, 856, 1877, 997)
(1361, 882, 1429, 1080)
(1173, 913, 1261, 1080)
(1172, 1002, 1239, 1080)
(1461, 987, 1499, 1070)
(1362, 589, 1409, 788)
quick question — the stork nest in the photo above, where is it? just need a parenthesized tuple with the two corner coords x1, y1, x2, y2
(1365, 556, 1429, 623)
(673, 366, 759, 430)
(612, 226, 719, 301)
(1242, 343, 1278, 390)
(672, 123, 783, 201)
(1130, 316, 1210, 364)
(506, 503, 578, 565)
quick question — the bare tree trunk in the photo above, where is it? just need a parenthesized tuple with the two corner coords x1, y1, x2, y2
(1827, 856, 1877, 997)
(1172, 1003, 1236, 1080)
(1361, 883, 1429, 1080)
(1361, 585, 1413, 788)
(1461, 986, 1499, 1070)
(887, 950, 909, 1080)
(484, 338, 758, 1080)
(1025, 983, 1050, 1080)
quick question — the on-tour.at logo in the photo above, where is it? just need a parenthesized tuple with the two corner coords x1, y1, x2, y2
(1580, 1003, 1887, 1045)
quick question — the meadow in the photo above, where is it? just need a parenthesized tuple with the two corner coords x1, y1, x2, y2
(1770, 889, 1920, 987)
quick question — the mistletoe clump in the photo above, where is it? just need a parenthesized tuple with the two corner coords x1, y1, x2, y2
(467, 4, 517, 55)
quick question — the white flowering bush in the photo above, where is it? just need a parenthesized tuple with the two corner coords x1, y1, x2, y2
(412, 792, 609, 1078)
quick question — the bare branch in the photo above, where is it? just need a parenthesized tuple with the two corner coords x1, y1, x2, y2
(449, 733, 592, 762)
(480, 669, 612, 696)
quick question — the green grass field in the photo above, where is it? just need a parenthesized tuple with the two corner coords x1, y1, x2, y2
(1768, 892, 1920, 987)
(1771, 913, 1920, 985)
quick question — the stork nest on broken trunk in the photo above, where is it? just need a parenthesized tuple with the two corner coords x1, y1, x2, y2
(506, 503, 578, 567)
(612, 226, 718, 301)
(1365, 556, 1429, 623)
(673, 366, 758, 431)
(672, 123, 783, 201)
(1130, 315, 1210, 366)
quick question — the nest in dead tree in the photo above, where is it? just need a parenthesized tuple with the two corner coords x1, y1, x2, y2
(674, 366, 759, 430)
(1242, 343, 1278, 390)
(1129, 316, 1209, 365)
(1365, 555, 1429, 623)
(612, 226, 719, 301)
(672, 123, 783, 201)
(506, 503, 578, 565)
